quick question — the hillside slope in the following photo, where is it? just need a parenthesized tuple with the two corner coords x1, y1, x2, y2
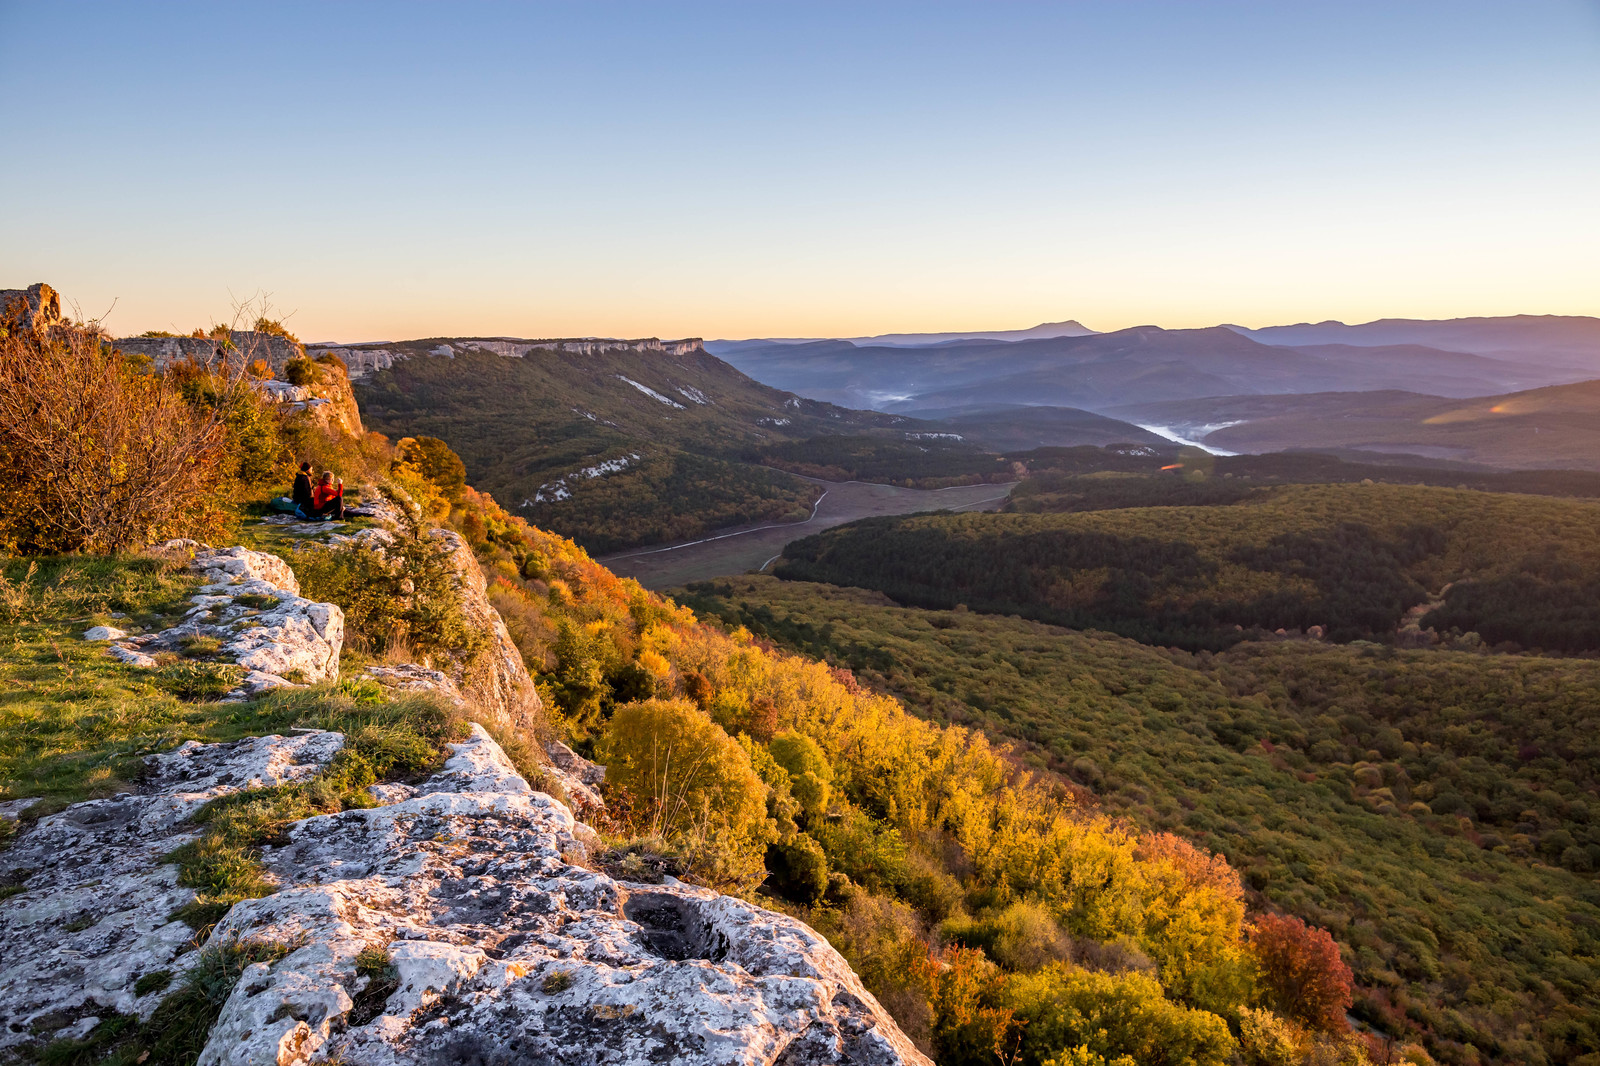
(1112, 379, 1600, 470)
(336, 337, 1002, 552)
(681, 574, 1600, 1066)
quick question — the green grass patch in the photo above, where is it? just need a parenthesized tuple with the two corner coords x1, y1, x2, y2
(133, 970, 173, 996)
(348, 945, 399, 1024)
(177, 635, 222, 658)
(0, 555, 227, 807)
(159, 686, 468, 928)
(0, 554, 469, 811)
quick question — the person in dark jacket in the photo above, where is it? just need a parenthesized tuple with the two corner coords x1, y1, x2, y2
(291, 462, 316, 517)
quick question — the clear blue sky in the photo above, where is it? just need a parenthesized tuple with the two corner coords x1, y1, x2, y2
(2, 1, 1597, 341)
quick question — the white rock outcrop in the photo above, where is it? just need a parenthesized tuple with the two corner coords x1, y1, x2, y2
(0, 728, 928, 1066)
(428, 527, 544, 734)
(105, 542, 343, 698)
(0, 732, 346, 1051)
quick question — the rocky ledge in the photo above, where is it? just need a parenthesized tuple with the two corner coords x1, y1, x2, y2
(87, 541, 345, 700)
(0, 728, 927, 1066)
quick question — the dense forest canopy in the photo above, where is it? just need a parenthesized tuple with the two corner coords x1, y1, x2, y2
(680, 574, 1600, 1066)
(776, 480, 1600, 653)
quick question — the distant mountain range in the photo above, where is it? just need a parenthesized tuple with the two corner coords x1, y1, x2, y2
(1227, 314, 1600, 372)
(709, 320, 1098, 354)
(711, 321, 1590, 413)
(706, 313, 1600, 471)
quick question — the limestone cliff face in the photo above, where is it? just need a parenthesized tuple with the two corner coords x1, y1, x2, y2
(0, 727, 928, 1065)
(430, 525, 544, 735)
(0, 282, 63, 333)
(261, 357, 367, 437)
(311, 336, 706, 381)
(115, 331, 305, 375)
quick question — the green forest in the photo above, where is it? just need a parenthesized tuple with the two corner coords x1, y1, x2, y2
(775, 480, 1600, 653)
(679, 574, 1600, 1066)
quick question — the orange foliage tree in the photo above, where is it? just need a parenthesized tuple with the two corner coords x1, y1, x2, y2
(1249, 912, 1354, 1033)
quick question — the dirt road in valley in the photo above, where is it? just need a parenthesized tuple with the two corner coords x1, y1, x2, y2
(597, 477, 1015, 590)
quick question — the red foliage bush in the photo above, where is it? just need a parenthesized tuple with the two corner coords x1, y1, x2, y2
(1249, 912, 1354, 1033)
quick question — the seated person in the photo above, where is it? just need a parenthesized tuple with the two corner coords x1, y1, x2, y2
(306, 471, 345, 520)
(290, 462, 315, 513)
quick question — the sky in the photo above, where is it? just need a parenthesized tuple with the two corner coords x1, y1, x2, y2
(2, 1, 1598, 342)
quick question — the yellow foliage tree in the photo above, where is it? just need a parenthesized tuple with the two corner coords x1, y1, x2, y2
(597, 698, 774, 891)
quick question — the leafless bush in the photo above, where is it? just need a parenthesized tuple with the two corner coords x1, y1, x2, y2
(0, 317, 230, 553)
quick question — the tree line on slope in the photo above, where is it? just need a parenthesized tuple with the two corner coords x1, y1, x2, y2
(399, 475, 1402, 1066)
(678, 574, 1600, 1066)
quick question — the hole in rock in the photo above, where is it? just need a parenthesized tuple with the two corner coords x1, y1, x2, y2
(621, 892, 728, 962)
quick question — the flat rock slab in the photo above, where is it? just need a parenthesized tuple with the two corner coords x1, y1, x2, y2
(106, 541, 344, 699)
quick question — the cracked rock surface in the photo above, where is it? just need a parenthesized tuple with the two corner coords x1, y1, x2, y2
(206, 725, 926, 1065)
(0, 727, 927, 1065)
(105, 541, 344, 699)
(0, 731, 346, 1050)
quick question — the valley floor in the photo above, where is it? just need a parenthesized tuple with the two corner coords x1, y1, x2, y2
(598, 475, 1015, 588)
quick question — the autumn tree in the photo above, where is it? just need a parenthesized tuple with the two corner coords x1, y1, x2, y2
(1248, 913, 1353, 1033)
(0, 316, 229, 553)
(923, 947, 1021, 1066)
(597, 698, 774, 890)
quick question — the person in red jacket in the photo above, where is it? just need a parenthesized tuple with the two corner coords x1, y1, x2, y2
(309, 471, 344, 520)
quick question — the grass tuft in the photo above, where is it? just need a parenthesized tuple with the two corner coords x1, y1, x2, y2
(348, 944, 399, 1025)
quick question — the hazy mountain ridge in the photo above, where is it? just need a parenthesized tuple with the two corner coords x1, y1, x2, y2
(715, 321, 1585, 414)
(1229, 314, 1600, 370)
(706, 319, 1098, 354)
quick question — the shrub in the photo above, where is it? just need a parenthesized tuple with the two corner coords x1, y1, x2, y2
(1249, 913, 1353, 1033)
(943, 901, 1074, 973)
(293, 532, 480, 662)
(925, 946, 1020, 1066)
(1005, 964, 1237, 1066)
(1237, 1005, 1304, 1066)
(0, 321, 230, 553)
(283, 356, 316, 386)
(252, 316, 300, 344)
(768, 729, 833, 822)
(396, 436, 467, 505)
(597, 698, 774, 889)
(768, 833, 830, 903)
(811, 805, 907, 892)
(156, 661, 243, 702)
(1133, 832, 1255, 1014)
